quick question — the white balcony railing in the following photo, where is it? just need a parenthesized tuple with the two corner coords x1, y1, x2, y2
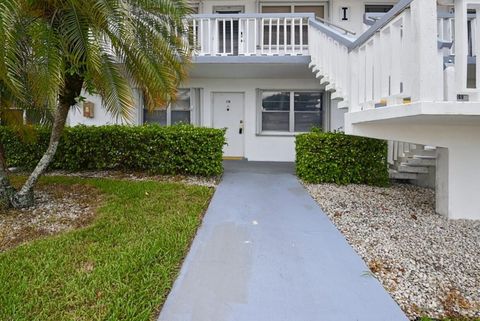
(189, 13, 313, 56)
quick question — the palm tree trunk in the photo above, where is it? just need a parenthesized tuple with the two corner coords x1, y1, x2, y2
(11, 102, 70, 207)
(11, 73, 83, 209)
(0, 144, 14, 210)
(0, 143, 7, 173)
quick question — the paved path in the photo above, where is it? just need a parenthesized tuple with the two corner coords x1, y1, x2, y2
(158, 161, 408, 321)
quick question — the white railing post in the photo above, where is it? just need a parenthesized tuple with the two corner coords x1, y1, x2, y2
(410, 0, 443, 101)
(350, 50, 359, 112)
(456, 0, 469, 94)
(400, 9, 413, 99)
(373, 33, 382, 103)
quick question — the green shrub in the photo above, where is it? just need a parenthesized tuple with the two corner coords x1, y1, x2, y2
(296, 131, 389, 186)
(0, 124, 226, 176)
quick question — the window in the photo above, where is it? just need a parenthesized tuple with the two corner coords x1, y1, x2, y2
(262, 91, 290, 131)
(294, 92, 322, 132)
(365, 5, 394, 13)
(294, 6, 325, 19)
(260, 91, 322, 133)
(261, 5, 325, 18)
(171, 89, 191, 124)
(143, 109, 167, 125)
(261, 5, 324, 46)
(261, 6, 291, 14)
(144, 89, 199, 125)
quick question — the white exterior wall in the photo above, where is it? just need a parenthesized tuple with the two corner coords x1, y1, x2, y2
(200, 0, 256, 13)
(68, 89, 143, 126)
(329, 100, 347, 131)
(330, 0, 398, 33)
(187, 77, 323, 162)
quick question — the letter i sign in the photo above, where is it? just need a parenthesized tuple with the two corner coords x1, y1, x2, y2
(341, 7, 350, 21)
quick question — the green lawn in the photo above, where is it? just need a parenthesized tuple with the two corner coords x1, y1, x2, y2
(0, 176, 213, 321)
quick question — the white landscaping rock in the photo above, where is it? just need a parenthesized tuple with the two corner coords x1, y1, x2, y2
(304, 183, 480, 320)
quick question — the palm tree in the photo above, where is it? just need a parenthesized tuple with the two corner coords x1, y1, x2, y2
(0, 0, 191, 208)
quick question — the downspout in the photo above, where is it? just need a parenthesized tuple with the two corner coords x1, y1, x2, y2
(328, 0, 333, 21)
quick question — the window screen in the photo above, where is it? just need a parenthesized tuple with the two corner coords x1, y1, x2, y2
(365, 5, 394, 13)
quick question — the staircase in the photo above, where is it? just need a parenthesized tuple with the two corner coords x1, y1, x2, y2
(388, 142, 436, 184)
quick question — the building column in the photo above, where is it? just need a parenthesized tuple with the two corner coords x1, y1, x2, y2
(437, 145, 480, 220)
(435, 147, 449, 217)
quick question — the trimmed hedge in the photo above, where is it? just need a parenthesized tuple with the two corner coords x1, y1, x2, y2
(0, 125, 226, 176)
(296, 131, 389, 186)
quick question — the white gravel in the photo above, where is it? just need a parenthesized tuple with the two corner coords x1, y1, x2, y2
(46, 170, 219, 187)
(304, 182, 480, 320)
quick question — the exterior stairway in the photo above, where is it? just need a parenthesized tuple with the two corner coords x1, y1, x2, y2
(388, 142, 436, 185)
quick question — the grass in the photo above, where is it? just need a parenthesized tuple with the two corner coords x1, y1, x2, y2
(0, 176, 213, 321)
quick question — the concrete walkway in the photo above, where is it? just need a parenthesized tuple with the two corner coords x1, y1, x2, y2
(158, 161, 408, 321)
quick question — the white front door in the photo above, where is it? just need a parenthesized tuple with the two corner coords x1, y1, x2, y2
(213, 92, 245, 158)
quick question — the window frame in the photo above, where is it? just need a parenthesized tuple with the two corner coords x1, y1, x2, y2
(257, 89, 323, 135)
(259, 2, 328, 19)
(143, 88, 201, 126)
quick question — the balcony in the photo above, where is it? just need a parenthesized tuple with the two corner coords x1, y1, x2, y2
(189, 13, 314, 58)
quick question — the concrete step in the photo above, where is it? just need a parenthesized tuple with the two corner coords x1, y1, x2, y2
(397, 165, 430, 174)
(402, 158, 436, 167)
(413, 155, 436, 160)
(408, 149, 436, 157)
(389, 169, 418, 180)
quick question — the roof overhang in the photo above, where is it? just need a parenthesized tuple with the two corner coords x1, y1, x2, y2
(189, 56, 314, 79)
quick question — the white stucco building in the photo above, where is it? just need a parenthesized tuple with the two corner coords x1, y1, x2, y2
(68, 0, 480, 220)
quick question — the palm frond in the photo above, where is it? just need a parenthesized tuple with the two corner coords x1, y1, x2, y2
(1, 0, 193, 123)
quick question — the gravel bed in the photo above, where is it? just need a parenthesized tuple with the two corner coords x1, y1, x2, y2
(46, 170, 219, 187)
(304, 183, 480, 320)
(0, 184, 98, 251)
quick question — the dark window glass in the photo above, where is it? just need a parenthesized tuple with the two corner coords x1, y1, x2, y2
(262, 91, 290, 111)
(171, 111, 191, 124)
(294, 112, 321, 132)
(294, 92, 322, 132)
(144, 109, 167, 125)
(294, 92, 322, 111)
(365, 5, 394, 13)
(262, 112, 289, 131)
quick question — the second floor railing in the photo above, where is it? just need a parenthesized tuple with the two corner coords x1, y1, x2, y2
(189, 13, 314, 56)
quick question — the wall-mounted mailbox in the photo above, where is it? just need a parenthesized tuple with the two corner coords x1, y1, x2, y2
(83, 101, 94, 118)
